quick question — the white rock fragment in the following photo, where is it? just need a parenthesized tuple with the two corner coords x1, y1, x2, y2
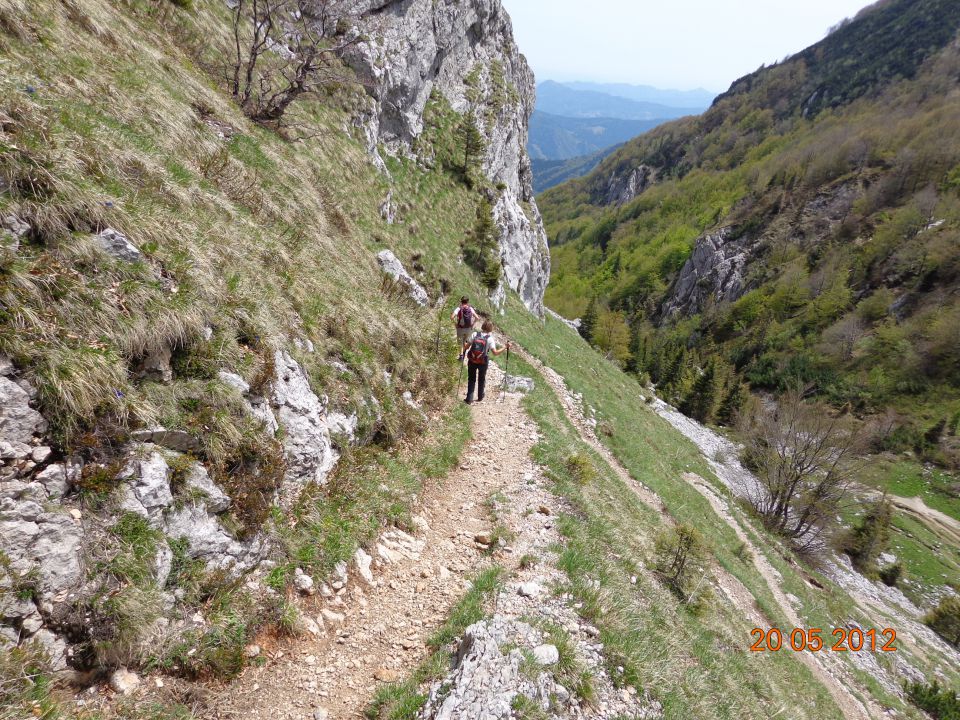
(109, 667, 141, 696)
(96, 228, 144, 264)
(354, 548, 375, 586)
(533, 644, 559, 666)
(517, 582, 543, 598)
(218, 371, 250, 394)
(294, 568, 315, 595)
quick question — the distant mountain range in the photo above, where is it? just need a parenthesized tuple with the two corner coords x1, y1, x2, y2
(535, 80, 699, 120)
(528, 111, 662, 161)
(529, 81, 712, 192)
(562, 81, 715, 109)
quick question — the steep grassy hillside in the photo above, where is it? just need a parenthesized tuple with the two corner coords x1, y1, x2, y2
(501, 299, 960, 718)
(539, 0, 960, 466)
(0, 0, 521, 704)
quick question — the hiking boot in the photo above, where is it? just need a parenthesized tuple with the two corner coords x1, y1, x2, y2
(464, 397, 473, 404)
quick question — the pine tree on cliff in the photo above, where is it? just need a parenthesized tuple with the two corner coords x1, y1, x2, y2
(459, 115, 485, 188)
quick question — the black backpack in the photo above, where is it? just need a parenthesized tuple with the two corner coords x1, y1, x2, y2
(467, 332, 490, 364)
(457, 306, 474, 328)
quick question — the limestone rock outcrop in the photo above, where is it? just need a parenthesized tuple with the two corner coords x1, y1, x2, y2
(269, 350, 338, 495)
(328, 0, 550, 315)
(602, 164, 656, 206)
(376, 249, 430, 306)
(660, 228, 752, 320)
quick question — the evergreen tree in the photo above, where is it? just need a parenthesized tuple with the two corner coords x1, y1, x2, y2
(716, 378, 747, 426)
(681, 358, 720, 423)
(659, 345, 687, 394)
(843, 495, 893, 573)
(458, 115, 485, 187)
(579, 298, 598, 341)
(462, 199, 501, 289)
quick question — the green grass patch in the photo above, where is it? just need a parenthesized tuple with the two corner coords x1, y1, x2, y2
(859, 456, 960, 521)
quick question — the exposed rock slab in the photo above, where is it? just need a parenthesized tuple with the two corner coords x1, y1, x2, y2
(0, 507, 82, 601)
(270, 350, 338, 496)
(492, 193, 549, 316)
(0, 376, 47, 450)
(602, 164, 655, 205)
(376, 249, 429, 306)
(660, 227, 751, 320)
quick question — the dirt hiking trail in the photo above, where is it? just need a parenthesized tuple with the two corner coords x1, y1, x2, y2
(212, 346, 876, 720)
(213, 364, 532, 720)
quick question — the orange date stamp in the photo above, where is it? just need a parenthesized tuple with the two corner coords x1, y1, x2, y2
(750, 627, 897, 652)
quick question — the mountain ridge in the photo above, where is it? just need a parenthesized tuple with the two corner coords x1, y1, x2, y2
(527, 110, 662, 161)
(562, 80, 715, 109)
(539, 0, 960, 456)
(535, 79, 697, 120)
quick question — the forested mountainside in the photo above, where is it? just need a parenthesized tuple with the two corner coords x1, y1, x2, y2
(0, 0, 547, 685)
(540, 0, 960, 464)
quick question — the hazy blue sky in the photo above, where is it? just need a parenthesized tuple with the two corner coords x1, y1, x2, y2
(503, 0, 874, 92)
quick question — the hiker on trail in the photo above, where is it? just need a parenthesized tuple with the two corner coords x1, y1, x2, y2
(452, 295, 477, 359)
(462, 320, 509, 404)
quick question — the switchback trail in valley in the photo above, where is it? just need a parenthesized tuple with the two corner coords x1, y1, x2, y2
(512, 346, 879, 720)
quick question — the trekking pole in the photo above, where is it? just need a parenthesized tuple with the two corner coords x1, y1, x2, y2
(499, 344, 511, 403)
(434, 299, 445, 358)
(456, 360, 465, 399)
(437, 295, 446, 358)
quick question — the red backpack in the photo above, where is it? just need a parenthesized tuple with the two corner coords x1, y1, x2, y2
(467, 332, 490, 364)
(457, 306, 474, 328)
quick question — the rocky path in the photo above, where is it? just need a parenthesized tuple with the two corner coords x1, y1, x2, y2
(214, 358, 658, 720)
(213, 365, 524, 720)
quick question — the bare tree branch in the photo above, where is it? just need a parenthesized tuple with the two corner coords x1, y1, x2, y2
(740, 389, 863, 551)
(227, 0, 361, 124)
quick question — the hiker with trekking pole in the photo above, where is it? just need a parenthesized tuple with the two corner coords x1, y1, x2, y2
(461, 320, 509, 404)
(451, 296, 477, 360)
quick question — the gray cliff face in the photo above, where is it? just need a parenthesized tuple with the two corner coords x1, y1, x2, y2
(603, 164, 655, 206)
(328, 0, 549, 314)
(660, 228, 752, 321)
